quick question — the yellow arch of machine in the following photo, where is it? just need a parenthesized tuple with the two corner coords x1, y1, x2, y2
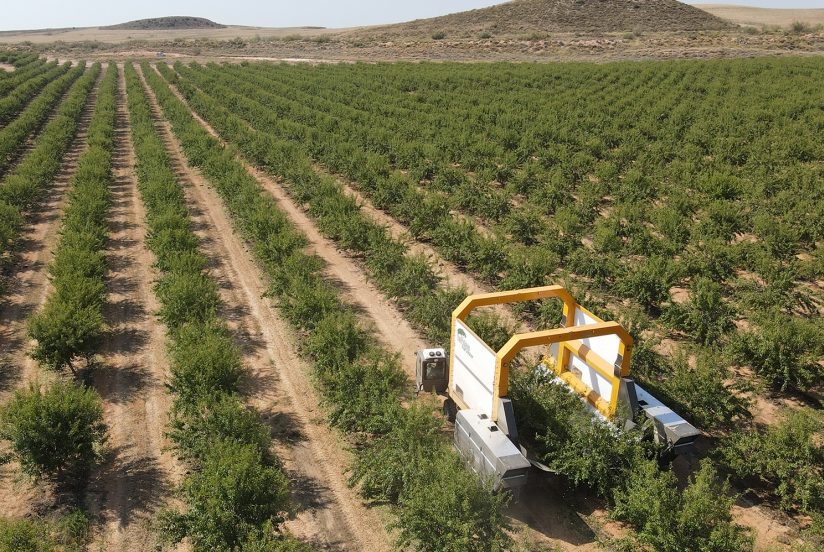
(449, 285, 634, 421)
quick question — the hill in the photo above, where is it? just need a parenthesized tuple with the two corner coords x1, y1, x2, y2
(102, 16, 225, 31)
(352, 0, 733, 38)
(695, 4, 824, 29)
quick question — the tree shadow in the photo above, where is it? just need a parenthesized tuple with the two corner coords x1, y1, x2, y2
(89, 444, 171, 527)
(505, 472, 599, 547)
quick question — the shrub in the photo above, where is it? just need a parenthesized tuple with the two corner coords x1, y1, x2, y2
(509, 369, 649, 498)
(617, 256, 678, 313)
(431, 31, 446, 40)
(27, 301, 103, 374)
(320, 349, 406, 434)
(395, 448, 510, 552)
(155, 271, 220, 330)
(663, 277, 734, 346)
(0, 510, 88, 552)
(169, 395, 270, 462)
(349, 401, 443, 504)
(0, 381, 106, 479)
(730, 310, 823, 391)
(159, 440, 290, 550)
(659, 350, 750, 431)
(613, 460, 752, 552)
(168, 322, 243, 408)
(719, 409, 823, 513)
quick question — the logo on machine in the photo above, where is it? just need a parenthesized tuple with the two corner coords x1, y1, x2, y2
(457, 328, 473, 358)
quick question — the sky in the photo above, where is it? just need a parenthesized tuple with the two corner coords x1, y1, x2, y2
(1, 0, 822, 32)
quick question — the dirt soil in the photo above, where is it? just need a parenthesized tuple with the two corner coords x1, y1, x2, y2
(0, 71, 101, 519)
(0, 63, 15, 71)
(137, 63, 393, 551)
(84, 65, 183, 552)
(696, 4, 824, 28)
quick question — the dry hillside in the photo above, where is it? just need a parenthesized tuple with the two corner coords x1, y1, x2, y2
(102, 16, 225, 30)
(352, 0, 733, 38)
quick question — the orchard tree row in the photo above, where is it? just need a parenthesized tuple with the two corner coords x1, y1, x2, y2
(0, 62, 95, 292)
(160, 60, 824, 544)
(0, 62, 115, 551)
(124, 64, 304, 551)
(145, 61, 511, 551)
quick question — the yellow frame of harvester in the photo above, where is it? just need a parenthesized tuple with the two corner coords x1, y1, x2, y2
(449, 285, 633, 421)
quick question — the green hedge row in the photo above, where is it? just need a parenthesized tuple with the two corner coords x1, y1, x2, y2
(0, 65, 113, 498)
(145, 61, 510, 551)
(27, 63, 115, 374)
(157, 62, 763, 551)
(0, 59, 72, 125)
(0, 61, 85, 176)
(0, 62, 95, 289)
(185, 62, 822, 400)
(0, 55, 51, 97)
(123, 63, 298, 552)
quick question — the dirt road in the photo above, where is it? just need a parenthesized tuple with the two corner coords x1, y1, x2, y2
(137, 63, 393, 551)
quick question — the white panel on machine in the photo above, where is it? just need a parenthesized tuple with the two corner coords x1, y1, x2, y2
(568, 351, 614, 405)
(452, 319, 497, 417)
(574, 308, 622, 367)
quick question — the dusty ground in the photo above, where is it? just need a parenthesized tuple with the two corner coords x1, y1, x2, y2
(697, 5, 824, 28)
(0, 62, 15, 71)
(0, 67, 101, 518)
(137, 63, 393, 551)
(84, 65, 182, 552)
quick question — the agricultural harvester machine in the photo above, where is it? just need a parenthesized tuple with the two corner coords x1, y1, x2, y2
(415, 285, 700, 490)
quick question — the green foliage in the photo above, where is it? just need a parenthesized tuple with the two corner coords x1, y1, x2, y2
(719, 409, 824, 513)
(664, 277, 734, 346)
(27, 301, 103, 373)
(613, 460, 753, 552)
(731, 310, 823, 391)
(659, 350, 750, 432)
(509, 369, 649, 498)
(395, 449, 511, 552)
(0, 510, 89, 552)
(349, 402, 443, 504)
(24, 63, 117, 374)
(125, 63, 293, 550)
(617, 256, 677, 312)
(168, 322, 243, 408)
(0, 62, 98, 270)
(160, 440, 290, 551)
(0, 381, 106, 479)
(168, 395, 271, 464)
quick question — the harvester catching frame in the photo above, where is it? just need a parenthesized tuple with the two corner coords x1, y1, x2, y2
(416, 285, 700, 490)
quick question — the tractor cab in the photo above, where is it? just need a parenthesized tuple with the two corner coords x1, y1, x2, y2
(415, 348, 448, 393)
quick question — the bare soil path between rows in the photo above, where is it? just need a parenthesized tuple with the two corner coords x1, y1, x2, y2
(137, 63, 392, 552)
(154, 64, 611, 552)
(84, 64, 183, 552)
(0, 69, 102, 520)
